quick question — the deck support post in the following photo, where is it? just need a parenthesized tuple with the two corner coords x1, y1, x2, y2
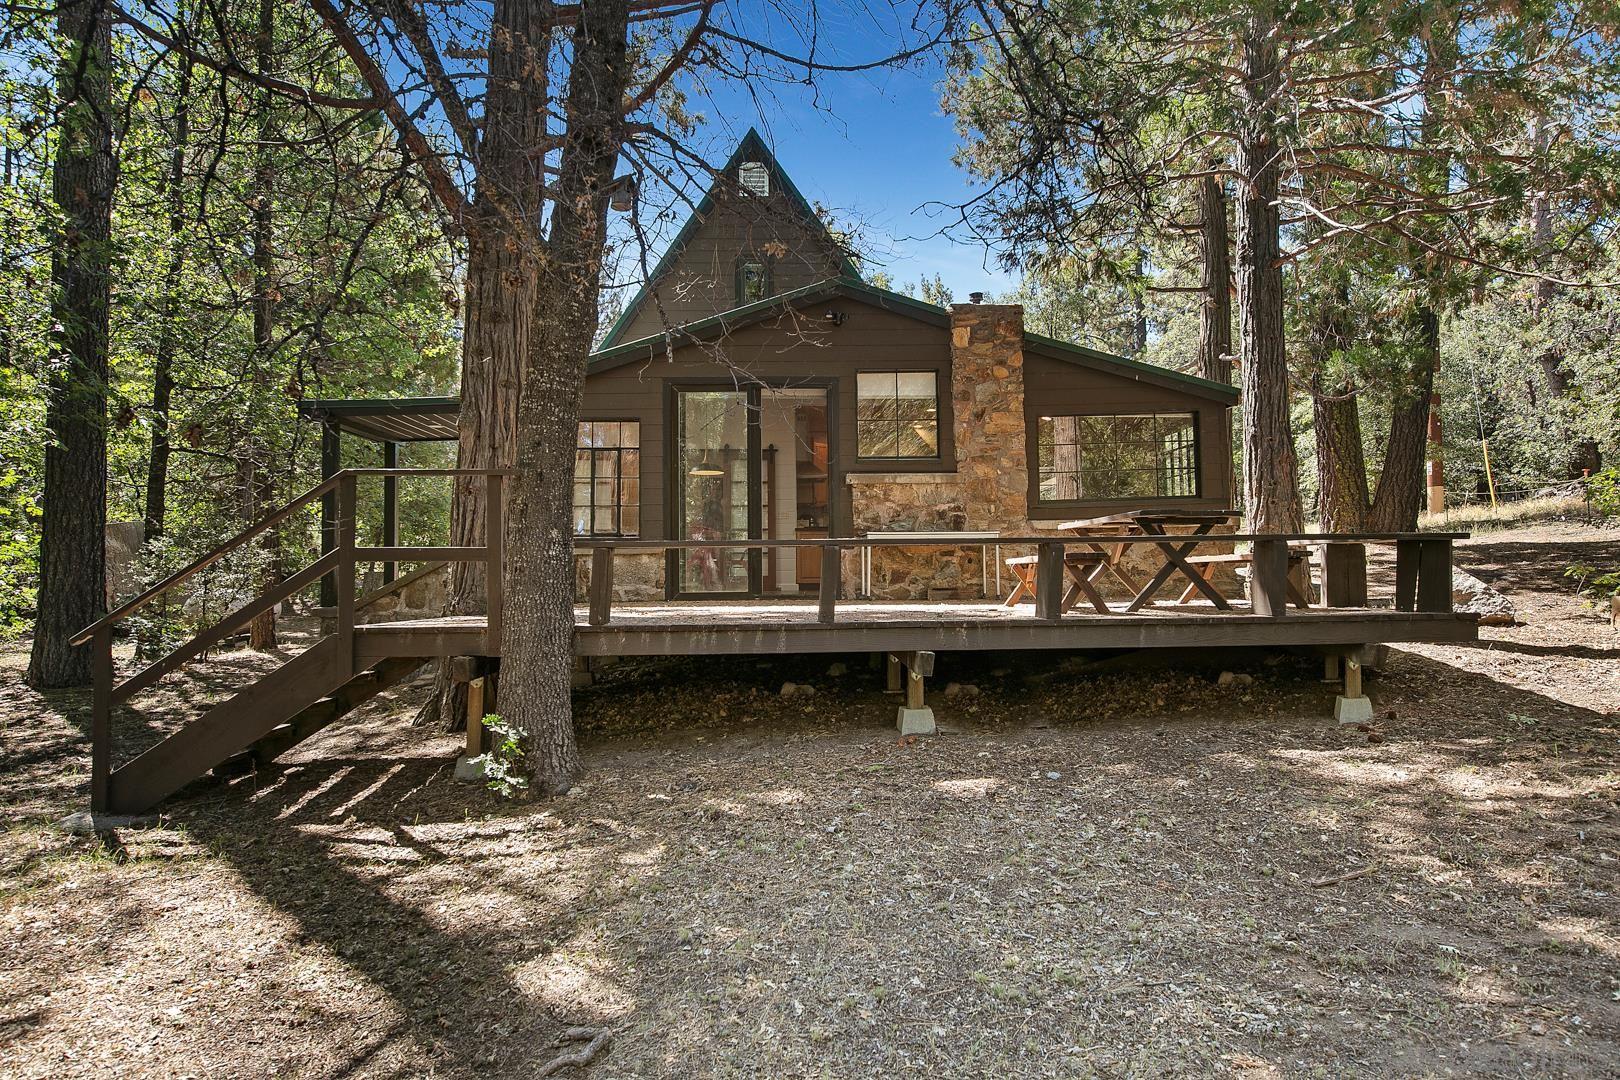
(1318, 543, 1368, 608)
(319, 422, 340, 607)
(818, 543, 840, 624)
(381, 442, 398, 584)
(1249, 539, 1290, 617)
(455, 675, 487, 781)
(1334, 651, 1373, 725)
(1035, 543, 1065, 622)
(588, 547, 614, 626)
(884, 653, 902, 694)
(891, 650, 936, 735)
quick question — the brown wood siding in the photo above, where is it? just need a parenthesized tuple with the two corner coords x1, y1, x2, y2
(584, 296, 1236, 538)
(613, 183, 846, 343)
(1020, 350, 1234, 520)
(584, 297, 954, 540)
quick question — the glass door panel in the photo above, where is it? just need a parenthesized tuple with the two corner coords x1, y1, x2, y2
(676, 389, 753, 594)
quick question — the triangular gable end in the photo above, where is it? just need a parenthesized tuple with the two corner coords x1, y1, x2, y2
(600, 128, 862, 349)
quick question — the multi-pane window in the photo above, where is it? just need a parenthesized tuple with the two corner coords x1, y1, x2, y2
(737, 259, 770, 305)
(856, 371, 939, 459)
(573, 421, 640, 536)
(1036, 413, 1198, 502)
(739, 161, 770, 196)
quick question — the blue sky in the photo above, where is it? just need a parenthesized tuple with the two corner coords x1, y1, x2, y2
(655, 45, 1020, 297)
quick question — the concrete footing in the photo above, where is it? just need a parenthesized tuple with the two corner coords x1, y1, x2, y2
(453, 754, 486, 782)
(897, 706, 936, 735)
(1334, 695, 1374, 725)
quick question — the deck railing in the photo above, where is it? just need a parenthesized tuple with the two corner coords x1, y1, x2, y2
(71, 465, 1464, 812)
(71, 468, 507, 812)
(573, 531, 1463, 628)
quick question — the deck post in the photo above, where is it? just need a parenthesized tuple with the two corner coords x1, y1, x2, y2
(818, 543, 840, 624)
(1035, 542, 1065, 622)
(1318, 543, 1368, 608)
(319, 422, 340, 607)
(885, 653, 902, 694)
(1394, 538, 1420, 611)
(485, 473, 504, 649)
(454, 676, 487, 781)
(381, 442, 398, 583)
(1416, 537, 1453, 613)
(894, 649, 936, 735)
(1334, 652, 1373, 724)
(335, 473, 357, 672)
(589, 547, 614, 626)
(1249, 538, 1290, 617)
(90, 625, 112, 814)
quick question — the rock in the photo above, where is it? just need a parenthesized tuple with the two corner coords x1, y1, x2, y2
(826, 662, 847, 677)
(1045, 771, 1061, 780)
(1233, 673, 1254, 686)
(780, 681, 799, 697)
(943, 682, 962, 697)
(1452, 568, 1517, 625)
(1217, 671, 1236, 686)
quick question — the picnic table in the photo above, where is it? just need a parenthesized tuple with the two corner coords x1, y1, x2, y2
(1040, 509, 1240, 613)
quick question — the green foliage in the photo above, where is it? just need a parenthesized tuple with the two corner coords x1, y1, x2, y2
(1588, 468, 1620, 518)
(473, 714, 529, 798)
(1563, 562, 1620, 600)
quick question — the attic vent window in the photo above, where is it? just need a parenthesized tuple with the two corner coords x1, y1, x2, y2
(739, 161, 770, 196)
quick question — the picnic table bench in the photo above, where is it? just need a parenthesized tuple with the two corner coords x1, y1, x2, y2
(1037, 509, 1241, 612)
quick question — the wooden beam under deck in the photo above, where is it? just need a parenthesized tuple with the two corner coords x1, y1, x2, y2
(353, 604, 1479, 663)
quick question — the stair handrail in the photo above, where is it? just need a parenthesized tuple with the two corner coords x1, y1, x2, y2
(70, 472, 344, 646)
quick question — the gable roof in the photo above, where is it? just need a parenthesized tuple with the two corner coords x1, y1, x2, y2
(589, 276, 1240, 403)
(598, 127, 863, 350)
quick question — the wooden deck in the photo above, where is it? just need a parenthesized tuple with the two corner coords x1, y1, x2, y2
(73, 468, 1479, 816)
(355, 600, 1479, 661)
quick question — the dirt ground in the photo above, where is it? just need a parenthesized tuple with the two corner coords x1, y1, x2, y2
(2, 522, 1617, 1078)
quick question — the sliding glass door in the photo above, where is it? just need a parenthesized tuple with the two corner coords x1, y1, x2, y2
(674, 389, 756, 595)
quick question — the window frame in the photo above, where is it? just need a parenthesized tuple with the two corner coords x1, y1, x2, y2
(854, 369, 943, 463)
(734, 256, 773, 306)
(573, 418, 641, 538)
(1031, 410, 1202, 506)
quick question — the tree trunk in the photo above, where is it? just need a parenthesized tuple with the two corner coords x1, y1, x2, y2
(1196, 172, 1232, 384)
(246, 0, 277, 650)
(417, 0, 549, 730)
(1234, 15, 1303, 533)
(144, 52, 192, 543)
(29, 0, 115, 688)
(1368, 308, 1438, 532)
(1528, 117, 1601, 477)
(501, 0, 632, 795)
(1306, 273, 1369, 532)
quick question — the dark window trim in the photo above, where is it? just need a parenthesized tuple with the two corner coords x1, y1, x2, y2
(734, 255, 774, 306)
(574, 418, 641, 537)
(1029, 409, 1203, 507)
(854, 368, 943, 463)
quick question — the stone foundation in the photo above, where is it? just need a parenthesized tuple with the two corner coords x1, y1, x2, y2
(358, 562, 451, 624)
(575, 551, 664, 602)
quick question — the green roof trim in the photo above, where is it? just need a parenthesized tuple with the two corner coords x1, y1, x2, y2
(590, 275, 1237, 403)
(597, 127, 863, 350)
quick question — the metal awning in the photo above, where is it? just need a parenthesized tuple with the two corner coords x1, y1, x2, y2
(297, 397, 460, 443)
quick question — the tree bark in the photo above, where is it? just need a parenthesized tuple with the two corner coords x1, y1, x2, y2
(1196, 172, 1232, 385)
(246, 0, 277, 650)
(1306, 271, 1369, 532)
(417, 0, 549, 730)
(144, 51, 192, 543)
(501, 0, 632, 795)
(29, 0, 115, 688)
(1368, 307, 1437, 532)
(1234, 14, 1303, 533)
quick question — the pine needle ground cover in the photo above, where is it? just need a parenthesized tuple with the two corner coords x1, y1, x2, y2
(2, 524, 1617, 1078)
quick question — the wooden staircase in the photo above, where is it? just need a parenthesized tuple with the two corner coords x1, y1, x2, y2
(72, 468, 506, 816)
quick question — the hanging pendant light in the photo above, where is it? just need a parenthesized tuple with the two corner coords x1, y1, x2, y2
(690, 457, 724, 477)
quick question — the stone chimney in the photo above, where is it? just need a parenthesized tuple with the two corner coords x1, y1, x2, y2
(949, 302, 1029, 532)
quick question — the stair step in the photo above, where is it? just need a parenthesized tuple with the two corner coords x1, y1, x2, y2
(247, 655, 428, 768)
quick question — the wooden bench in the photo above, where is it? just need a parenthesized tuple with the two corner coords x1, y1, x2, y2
(1004, 551, 1111, 614)
(1176, 549, 1314, 608)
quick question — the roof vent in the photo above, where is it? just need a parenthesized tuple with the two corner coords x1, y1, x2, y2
(739, 161, 770, 197)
